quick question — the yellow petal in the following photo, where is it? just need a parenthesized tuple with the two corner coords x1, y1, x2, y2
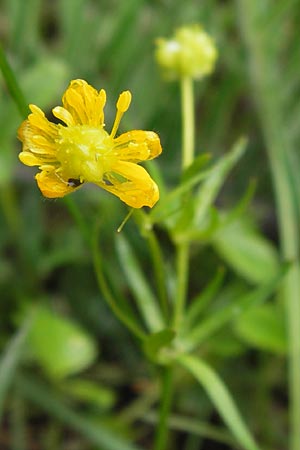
(62, 79, 106, 126)
(113, 130, 162, 162)
(27, 105, 57, 138)
(52, 106, 75, 126)
(35, 170, 82, 198)
(98, 161, 159, 208)
(19, 150, 56, 166)
(19, 151, 45, 166)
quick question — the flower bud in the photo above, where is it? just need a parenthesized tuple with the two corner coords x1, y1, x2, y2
(155, 24, 217, 80)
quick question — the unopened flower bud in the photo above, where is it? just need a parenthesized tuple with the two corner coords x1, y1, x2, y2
(155, 24, 217, 80)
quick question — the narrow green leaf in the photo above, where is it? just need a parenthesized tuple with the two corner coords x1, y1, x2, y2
(212, 218, 280, 284)
(115, 234, 164, 332)
(150, 137, 246, 225)
(220, 179, 257, 225)
(143, 329, 175, 364)
(143, 411, 234, 447)
(0, 316, 32, 420)
(17, 374, 142, 450)
(178, 354, 261, 450)
(149, 163, 216, 223)
(0, 44, 28, 118)
(185, 267, 225, 328)
(184, 263, 288, 351)
(181, 153, 211, 183)
(234, 304, 287, 354)
(194, 137, 247, 225)
(61, 378, 116, 411)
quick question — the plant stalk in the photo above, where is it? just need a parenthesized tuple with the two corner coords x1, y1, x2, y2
(181, 76, 195, 169)
(154, 367, 174, 450)
(155, 74, 196, 450)
(173, 75, 195, 329)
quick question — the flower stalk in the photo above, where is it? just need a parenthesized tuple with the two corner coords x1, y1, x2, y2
(181, 75, 195, 170)
(155, 73, 196, 450)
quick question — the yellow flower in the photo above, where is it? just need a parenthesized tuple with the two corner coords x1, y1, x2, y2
(18, 79, 162, 208)
(155, 24, 217, 80)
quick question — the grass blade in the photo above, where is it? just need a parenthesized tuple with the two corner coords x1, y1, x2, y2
(0, 316, 32, 420)
(115, 233, 164, 332)
(178, 354, 261, 450)
(17, 373, 142, 450)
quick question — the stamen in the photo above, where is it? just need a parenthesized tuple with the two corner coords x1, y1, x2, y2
(117, 208, 134, 233)
(110, 91, 132, 138)
(117, 91, 132, 112)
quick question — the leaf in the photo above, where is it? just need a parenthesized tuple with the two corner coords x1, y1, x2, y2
(178, 354, 261, 450)
(18, 374, 142, 450)
(181, 153, 211, 183)
(184, 263, 288, 351)
(115, 234, 164, 332)
(150, 137, 246, 225)
(149, 163, 216, 224)
(234, 304, 286, 354)
(143, 329, 175, 364)
(194, 137, 247, 226)
(27, 306, 97, 379)
(185, 267, 225, 328)
(212, 218, 280, 284)
(61, 378, 116, 411)
(0, 316, 32, 420)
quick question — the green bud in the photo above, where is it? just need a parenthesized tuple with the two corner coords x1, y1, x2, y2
(155, 24, 218, 80)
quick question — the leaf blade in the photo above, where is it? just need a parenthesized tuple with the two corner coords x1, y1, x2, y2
(178, 354, 261, 450)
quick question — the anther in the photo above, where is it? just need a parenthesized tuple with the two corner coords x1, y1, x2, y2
(116, 91, 132, 113)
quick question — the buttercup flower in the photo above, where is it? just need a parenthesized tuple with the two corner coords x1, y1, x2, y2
(18, 79, 162, 208)
(155, 24, 217, 80)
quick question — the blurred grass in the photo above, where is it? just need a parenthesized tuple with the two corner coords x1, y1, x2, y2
(0, 0, 299, 449)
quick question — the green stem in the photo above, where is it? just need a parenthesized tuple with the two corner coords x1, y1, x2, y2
(155, 74, 195, 450)
(146, 229, 169, 321)
(0, 44, 28, 118)
(154, 367, 174, 450)
(64, 197, 146, 341)
(236, 2, 300, 449)
(180, 76, 195, 169)
(172, 242, 190, 329)
(11, 389, 27, 450)
(172, 75, 195, 329)
(93, 229, 146, 340)
(132, 208, 169, 321)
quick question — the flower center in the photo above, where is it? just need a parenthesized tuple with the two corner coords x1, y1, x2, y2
(56, 125, 116, 182)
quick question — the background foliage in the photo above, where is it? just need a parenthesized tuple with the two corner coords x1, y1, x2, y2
(0, 0, 299, 449)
